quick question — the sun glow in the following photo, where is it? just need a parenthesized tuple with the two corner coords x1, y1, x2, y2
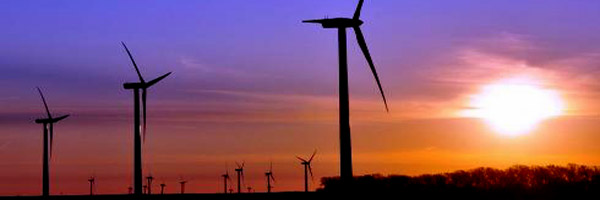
(463, 78, 564, 136)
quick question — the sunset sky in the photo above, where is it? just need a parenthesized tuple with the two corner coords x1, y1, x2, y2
(1, 0, 600, 196)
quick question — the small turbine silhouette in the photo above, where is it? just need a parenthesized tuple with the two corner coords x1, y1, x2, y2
(265, 162, 275, 193)
(145, 174, 154, 195)
(87, 175, 96, 195)
(235, 162, 245, 193)
(222, 169, 233, 194)
(178, 177, 188, 194)
(34, 87, 69, 197)
(296, 150, 317, 192)
(159, 182, 166, 195)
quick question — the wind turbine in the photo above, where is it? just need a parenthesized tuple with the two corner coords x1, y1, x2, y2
(265, 162, 275, 193)
(222, 170, 232, 194)
(178, 179, 187, 194)
(303, 0, 388, 184)
(296, 150, 317, 192)
(121, 42, 172, 195)
(34, 87, 69, 197)
(88, 176, 96, 195)
(146, 174, 154, 195)
(160, 183, 166, 195)
(234, 162, 245, 193)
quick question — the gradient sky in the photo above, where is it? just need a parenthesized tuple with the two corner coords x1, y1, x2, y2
(2, 0, 600, 196)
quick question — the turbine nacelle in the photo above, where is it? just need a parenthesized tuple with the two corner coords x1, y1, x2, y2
(302, 18, 363, 28)
(304, 0, 365, 28)
(35, 114, 69, 124)
(123, 72, 172, 89)
(303, 0, 389, 112)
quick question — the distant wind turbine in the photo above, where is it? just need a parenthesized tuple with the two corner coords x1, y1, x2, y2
(179, 179, 187, 194)
(265, 162, 275, 193)
(235, 162, 245, 193)
(160, 183, 166, 195)
(146, 174, 154, 195)
(121, 42, 172, 195)
(222, 169, 232, 194)
(296, 150, 317, 192)
(303, 0, 388, 184)
(88, 176, 96, 195)
(34, 87, 69, 197)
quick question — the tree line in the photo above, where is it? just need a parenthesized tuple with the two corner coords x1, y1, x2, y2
(319, 164, 600, 198)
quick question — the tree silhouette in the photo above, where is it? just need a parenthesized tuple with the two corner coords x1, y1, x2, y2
(319, 164, 600, 198)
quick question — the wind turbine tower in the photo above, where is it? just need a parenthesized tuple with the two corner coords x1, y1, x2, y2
(235, 162, 245, 193)
(121, 42, 171, 195)
(160, 183, 166, 195)
(222, 170, 232, 194)
(88, 176, 95, 195)
(296, 150, 317, 192)
(303, 0, 388, 184)
(146, 174, 154, 195)
(265, 162, 275, 193)
(179, 180, 187, 194)
(34, 88, 69, 197)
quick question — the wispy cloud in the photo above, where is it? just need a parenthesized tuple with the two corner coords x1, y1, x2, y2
(421, 32, 600, 116)
(178, 56, 279, 79)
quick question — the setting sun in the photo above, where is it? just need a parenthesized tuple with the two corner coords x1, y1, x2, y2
(464, 78, 564, 136)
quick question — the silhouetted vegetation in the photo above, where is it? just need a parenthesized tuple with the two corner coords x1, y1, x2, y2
(320, 164, 600, 199)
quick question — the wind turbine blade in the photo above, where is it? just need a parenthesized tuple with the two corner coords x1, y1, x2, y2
(121, 42, 145, 83)
(36, 87, 52, 119)
(271, 174, 275, 182)
(145, 72, 172, 88)
(353, 0, 365, 20)
(308, 164, 314, 181)
(54, 114, 69, 122)
(302, 19, 325, 24)
(296, 156, 307, 162)
(241, 171, 245, 187)
(49, 123, 54, 158)
(142, 89, 147, 143)
(309, 150, 317, 162)
(353, 26, 389, 112)
(241, 161, 245, 169)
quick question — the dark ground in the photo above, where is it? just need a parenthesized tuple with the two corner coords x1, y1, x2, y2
(4, 165, 600, 199)
(0, 190, 599, 200)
